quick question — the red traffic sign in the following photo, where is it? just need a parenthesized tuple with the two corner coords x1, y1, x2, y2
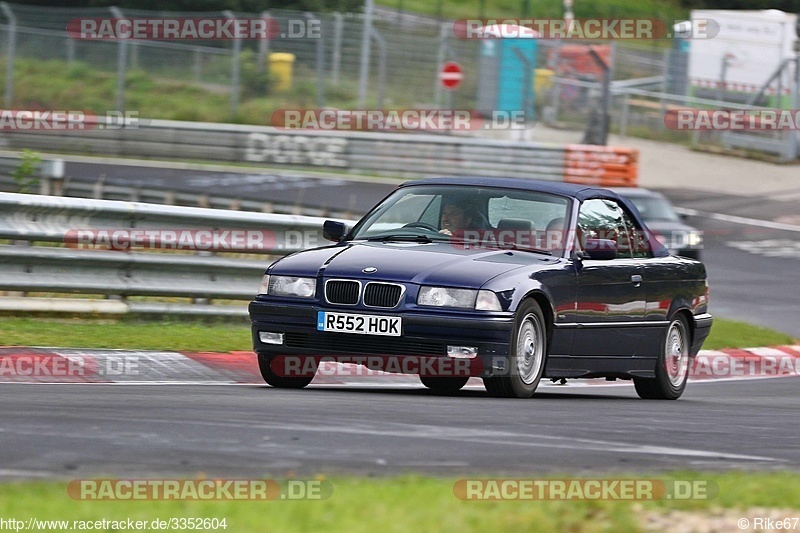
(439, 61, 464, 90)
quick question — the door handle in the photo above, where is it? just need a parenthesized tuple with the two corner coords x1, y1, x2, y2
(631, 274, 642, 287)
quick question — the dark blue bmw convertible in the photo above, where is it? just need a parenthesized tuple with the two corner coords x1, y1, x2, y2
(249, 177, 712, 399)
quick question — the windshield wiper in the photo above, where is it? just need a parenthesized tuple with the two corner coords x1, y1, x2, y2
(365, 234, 435, 243)
(504, 243, 553, 255)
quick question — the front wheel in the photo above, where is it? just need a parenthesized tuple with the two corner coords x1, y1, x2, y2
(258, 353, 316, 389)
(634, 315, 690, 400)
(483, 299, 547, 398)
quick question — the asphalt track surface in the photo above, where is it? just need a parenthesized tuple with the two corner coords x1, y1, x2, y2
(63, 160, 800, 336)
(1, 377, 798, 479)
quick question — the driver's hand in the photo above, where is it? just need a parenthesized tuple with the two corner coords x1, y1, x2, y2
(439, 229, 452, 236)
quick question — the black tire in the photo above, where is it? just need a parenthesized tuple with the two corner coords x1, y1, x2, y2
(634, 315, 690, 400)
(257, 353, 315, 389)
(419, 375, 469, 393)
(483, 299, 547, 399)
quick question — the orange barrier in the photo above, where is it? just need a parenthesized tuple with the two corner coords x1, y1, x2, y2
(563, 145, 639, 187)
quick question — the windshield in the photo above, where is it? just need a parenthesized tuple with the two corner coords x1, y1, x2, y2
(349, 185, 571, 252)
(626, 195, 681, 222)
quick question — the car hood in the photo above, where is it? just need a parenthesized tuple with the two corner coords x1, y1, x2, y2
(270, 241, 544, 288)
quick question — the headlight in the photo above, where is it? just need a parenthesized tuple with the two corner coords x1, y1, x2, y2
(266, 275, 316, 298)
(687, 232, 703, 247)
(418, 286, 477, 308)
(417, 287, 502, 310)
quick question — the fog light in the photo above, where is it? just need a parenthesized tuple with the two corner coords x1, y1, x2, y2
(447, 345, 478, 359)
(259, 332, 284, 345)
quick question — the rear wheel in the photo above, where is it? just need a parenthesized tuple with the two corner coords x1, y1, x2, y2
(419, 376, 469, 393)
(483, 299, 547, 398)
(258, 353, 316, 389)
(634, 315, 690, 400)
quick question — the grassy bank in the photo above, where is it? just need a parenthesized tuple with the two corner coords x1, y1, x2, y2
(0, 472, 798, 532)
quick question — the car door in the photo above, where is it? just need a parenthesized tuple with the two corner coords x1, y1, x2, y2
(571, 198, 647, 357)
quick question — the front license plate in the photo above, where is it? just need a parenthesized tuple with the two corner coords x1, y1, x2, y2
(317, 311, 401, 336)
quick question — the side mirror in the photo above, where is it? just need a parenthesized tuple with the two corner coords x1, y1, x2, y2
(323, 220, 347, 242)
(583, 238, 617, 260)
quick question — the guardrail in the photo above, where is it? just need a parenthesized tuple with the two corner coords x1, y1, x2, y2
(0, 192, 357, 317)
(0, 155, 360, 219)
(0, 118, 639, 186)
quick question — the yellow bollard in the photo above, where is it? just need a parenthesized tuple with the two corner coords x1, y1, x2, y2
(534, 68, 554, 93)
(268, 52, 296, 92)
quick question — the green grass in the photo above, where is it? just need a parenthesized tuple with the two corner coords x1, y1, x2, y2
(703, 319, 795, 351)
(0, 317, 251, 352)
(0, 317, 793, 353)
(0, 472, 798, 532)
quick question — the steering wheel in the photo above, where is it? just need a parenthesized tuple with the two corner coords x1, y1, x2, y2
(402, 222, 440, 232)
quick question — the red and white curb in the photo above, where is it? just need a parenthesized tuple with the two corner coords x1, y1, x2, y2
(0, 346, 798, 386)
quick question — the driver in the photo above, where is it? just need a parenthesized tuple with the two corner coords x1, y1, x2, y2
(439, 200, 481, 236)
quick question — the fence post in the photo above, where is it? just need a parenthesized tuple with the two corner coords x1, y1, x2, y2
(358, 0, 374, 107)
(1, 2, 16, 107)
(257, 11, 270, 75)
(434, 22, 449, 107)
(371, 29, 386, 108)
(193, 47, 202, 82)
(307, 12, 325, 108)
(224, 10, 241, 116)
(66, 37, 75, 64)
(620, 93, 630, 138)
(109, 6, 127, 112)
(331, 12, 342, 84)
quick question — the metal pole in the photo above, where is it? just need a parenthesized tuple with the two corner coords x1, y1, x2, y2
(193, 47, 202, 82)
(307, 12, 325, 108)
(331, 12, 342, 84)
(224, 10, 241, 116)
(548, 42, 561, 125)
(372, 29, 386, 108)
(1, 2, 17, 107)
(358, 0, 374, 107)
(434, 22, 449, 107)
(110, 7, 127, 112)
(620, 93, 630, 137)
(66, 37, 75, 64)
(717, 54, 730, 103)
(257, 11, 270, 75)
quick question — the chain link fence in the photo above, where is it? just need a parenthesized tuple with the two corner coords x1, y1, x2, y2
(0, 3, 797, 158)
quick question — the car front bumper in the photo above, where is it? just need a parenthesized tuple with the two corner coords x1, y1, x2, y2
(249, 298, 515, 378)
